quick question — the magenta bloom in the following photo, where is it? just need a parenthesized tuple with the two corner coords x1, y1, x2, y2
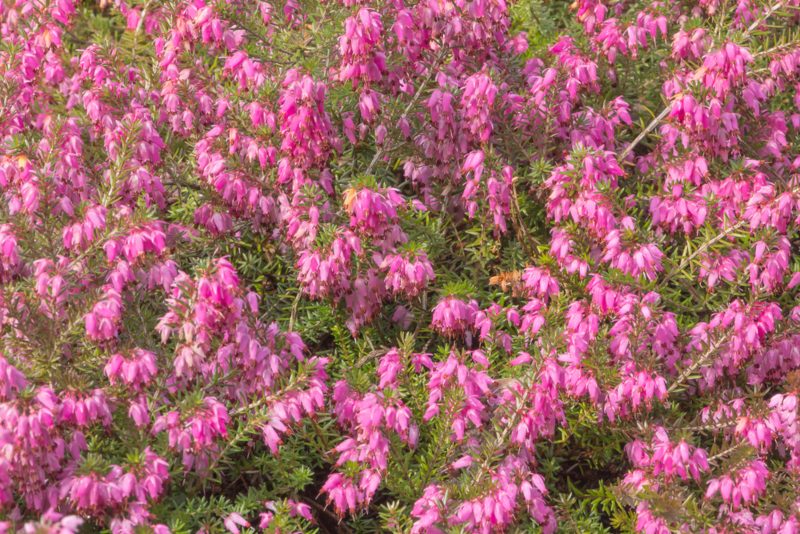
(430, 296, 479, 338)
(381, 250, 435, 299)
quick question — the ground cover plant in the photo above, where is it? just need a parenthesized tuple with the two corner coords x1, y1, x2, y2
(2, 0, 800, 531)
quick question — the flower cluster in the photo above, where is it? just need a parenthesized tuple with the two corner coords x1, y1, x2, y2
(2, 0, 800, 531)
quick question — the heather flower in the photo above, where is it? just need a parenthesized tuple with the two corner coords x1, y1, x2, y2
(423, 351, 492, 441)
(747, 237, 790, 294)
(377, 348, 402, 390)
(380, 249, 435, 299)
(105, 349, 158, 390)
(193, 203, 233, 235)
(460, 72, 497, 143)
(410, 485, 447, 533)
(342, 186, 403, 236)
(3, 0, 800, 530)
(627, 427, 710, 483)
(0, 225, 21, 281)
(699, 250, 747, 290)
(85, 290, 123, 341)
(12, 513, 83, 534)
(62, 205, 107, 251)
(59, 389, 112, 427)
(152, 397, 229, 472)
(0, 355, 27, 401)
(344, 268, 386, 334)
(259, 499, 315, 529)
(223, 513, 250, 534)
(337, 8, 386, 87)
(634, 503, 670, 534)
(498, 359, 565, 448)
(602, 231, 664, 281)
(520, 267, 560, 300)
(296, 232, 360, 300)
(430, 296, 478, 338)
(706, 460, 769, 510)
(550, 229, 590, 277)
(672, 28, 708, 60)
(603, 370, 668, 422)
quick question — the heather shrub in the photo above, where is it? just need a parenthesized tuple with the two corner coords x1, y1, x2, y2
(2, 0, 800, 532)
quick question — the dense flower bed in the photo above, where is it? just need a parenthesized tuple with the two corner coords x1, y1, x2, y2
(1, 0, 800, 531)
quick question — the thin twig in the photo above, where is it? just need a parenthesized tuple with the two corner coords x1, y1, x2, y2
(744, 1, 785, 38)
(619, 104, 672, 161)
(301, 496, 354, 534)
(288, 290, 302, 332)
(510, 176, 539, 258)
(135, 0, 151, 36)
(363, 48, 448, 177)
(667, 337, 725, 394)
(661, 220, 746, 285)
(707, 440, 749, 466)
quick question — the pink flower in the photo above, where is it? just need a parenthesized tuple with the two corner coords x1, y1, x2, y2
(381, 250, 435, 298)
(705, 460, 769, 510)
(337, 8, 386, 88)
(84, 289, 123, 341)
(278, 69, 335, 172)
(521, 267, 560, 300)
(0, 225, 21, 280)
(296, 232, 360, 300)
(105, 349, 158, 390)
(344, 187, 403, 236)
(430, 297, 478, 338)
(223, 513, 250, 534)
(460, 72, 497, 143)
